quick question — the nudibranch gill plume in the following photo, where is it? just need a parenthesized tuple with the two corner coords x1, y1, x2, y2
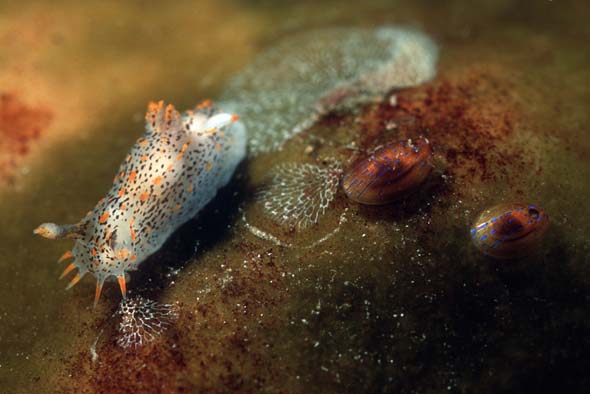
(34, 100, 246, 305)
(471, 203, 550, 259)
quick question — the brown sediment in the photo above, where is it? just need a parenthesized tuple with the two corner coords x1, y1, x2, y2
(63, 244, 294, 394)
(0, 93, 52, 183)
(352, 66, 534, 193)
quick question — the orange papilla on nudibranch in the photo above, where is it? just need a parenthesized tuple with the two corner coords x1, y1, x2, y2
(342, 138, 433, 205)
(471, 203, 550, 259)
(33, 100, 246, 306)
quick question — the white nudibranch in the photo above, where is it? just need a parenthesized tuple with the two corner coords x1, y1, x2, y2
(34, 100, 246, 306)
(220, 26, 438, 155)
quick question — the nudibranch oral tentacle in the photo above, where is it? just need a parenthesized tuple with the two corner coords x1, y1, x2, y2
(34, 100, 246, 306)
(471, 203, 550, 259)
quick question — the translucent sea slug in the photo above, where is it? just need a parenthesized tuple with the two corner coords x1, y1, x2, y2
(34, 100, 246, 305)
(342, 138, 433, 205)
(471, 203, 550, 259)
(220, 26, 437, 155)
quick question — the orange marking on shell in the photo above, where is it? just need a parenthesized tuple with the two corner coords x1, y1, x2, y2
(140, 192, 150, 202)
(153, 176, 163, 185)
(342, 138, 433, 205)
(128, 170, 137, 182)
(98, 211, 110, 224)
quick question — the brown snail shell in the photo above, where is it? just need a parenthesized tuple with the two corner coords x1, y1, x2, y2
(471, 202, 550, 259)
(342, 138, 433, 205)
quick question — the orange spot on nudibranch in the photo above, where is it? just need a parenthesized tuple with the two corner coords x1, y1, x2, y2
(98, 211, 110, 224)
(91, 248, 97, 257)
(141, 155, 148, 162)
(167, 163, 174, 172)
(230, 114, 240, 122)
(128, 170, 137, 183)
(187, 183, 193, 193)
(118, 188, 126, 197)
(206, 162, 213, 171)
(130, 255, 137, 262)
(153, 176, 163, 185)
(130, 217, 137, 241)
(117, 248, 130, 260)
(140, 192, 150, 202)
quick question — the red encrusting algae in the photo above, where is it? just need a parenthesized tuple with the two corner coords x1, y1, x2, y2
(0, 92, 52, 183)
